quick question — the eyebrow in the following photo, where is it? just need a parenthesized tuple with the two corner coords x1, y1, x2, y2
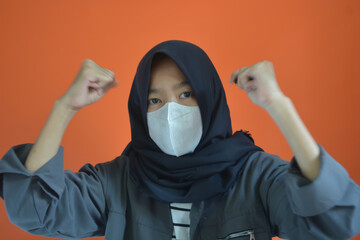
(148, 81, 191, 94)
(174, 81, 190, 89)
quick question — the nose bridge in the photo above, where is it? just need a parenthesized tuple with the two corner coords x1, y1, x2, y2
(165, 90, 177, 103)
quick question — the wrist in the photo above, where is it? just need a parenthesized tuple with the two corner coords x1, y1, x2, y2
(263, 94, 292, 115)
(53, 99, 78, 121)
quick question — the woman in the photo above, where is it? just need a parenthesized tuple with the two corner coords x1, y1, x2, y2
(0, 40, 359, 239)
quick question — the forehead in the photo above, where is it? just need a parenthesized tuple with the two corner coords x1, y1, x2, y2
(149, 54, 188, 87)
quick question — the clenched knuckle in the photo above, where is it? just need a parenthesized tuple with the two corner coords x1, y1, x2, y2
(263, 60, 273, 66)
(82, 59, 96, 70)
(107, 70, 115, 78)
(106, 75, 113, 83)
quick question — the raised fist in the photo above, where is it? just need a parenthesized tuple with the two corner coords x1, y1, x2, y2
(58, 59, 118, 111)
(229, 61, 284, 109)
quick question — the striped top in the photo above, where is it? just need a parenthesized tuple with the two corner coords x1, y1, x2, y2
(170, 203, 192, 240)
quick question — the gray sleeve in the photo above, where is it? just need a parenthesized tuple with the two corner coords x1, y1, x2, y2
(258, 145, 360, 239)
(0, 144, 108, 238)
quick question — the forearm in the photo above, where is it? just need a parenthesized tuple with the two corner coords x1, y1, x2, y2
(265, 96, 320, 181)
(25, 100, 77, 173)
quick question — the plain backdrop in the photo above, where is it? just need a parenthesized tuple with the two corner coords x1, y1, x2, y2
(0, 0, 359, 239)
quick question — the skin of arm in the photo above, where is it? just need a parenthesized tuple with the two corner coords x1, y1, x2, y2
(25, 100, 77, 173)
(230, 61, 320, 181)
(264, 95, 320, 181)
(25, 59, 118, 173)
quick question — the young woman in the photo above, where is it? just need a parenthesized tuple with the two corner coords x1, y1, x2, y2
(0, 40, 359, 239)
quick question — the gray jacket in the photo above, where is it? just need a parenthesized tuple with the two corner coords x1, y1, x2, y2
(0, 144, 359, 239)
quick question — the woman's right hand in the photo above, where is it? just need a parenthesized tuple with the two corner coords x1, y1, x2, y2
(58, 59, 118, 111)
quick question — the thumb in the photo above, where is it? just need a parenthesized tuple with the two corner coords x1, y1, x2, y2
(109, 77, 118, 88)
(102, 77, 118, 94)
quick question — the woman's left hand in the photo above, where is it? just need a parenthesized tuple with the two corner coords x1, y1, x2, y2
(229, 61, 285, 109)
(230, 61, 321, 181)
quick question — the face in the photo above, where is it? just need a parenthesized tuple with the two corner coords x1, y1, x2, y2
(147, 57, 198, 112)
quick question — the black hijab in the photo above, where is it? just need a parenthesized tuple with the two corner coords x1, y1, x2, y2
(124, 40, 263, 203)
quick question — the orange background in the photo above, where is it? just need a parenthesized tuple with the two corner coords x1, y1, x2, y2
(0, 0, 359, 239)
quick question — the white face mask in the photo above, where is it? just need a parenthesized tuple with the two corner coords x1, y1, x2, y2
(147, 102, 203, 157)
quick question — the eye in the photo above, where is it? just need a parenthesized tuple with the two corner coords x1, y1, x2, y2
(180, 91, 193, 99)
(148, 98, 161, 105)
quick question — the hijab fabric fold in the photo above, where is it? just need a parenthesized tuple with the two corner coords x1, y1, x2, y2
(124, 40, 263, 203)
